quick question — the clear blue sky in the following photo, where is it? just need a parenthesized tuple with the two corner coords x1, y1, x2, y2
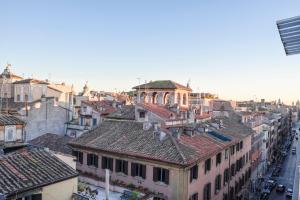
(1, 1, 300, 104)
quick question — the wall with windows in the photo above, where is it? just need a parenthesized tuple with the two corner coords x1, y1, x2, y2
(0, 125, 24, 143)
(72, 148, 189, 200)
(187, 135, 252, 200)
(14, 83, 47, 103)
(136, 89, 190, 108)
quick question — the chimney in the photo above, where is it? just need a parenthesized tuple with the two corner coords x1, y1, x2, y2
(143, 122, 152, 130)
(153, 130, 166, 141)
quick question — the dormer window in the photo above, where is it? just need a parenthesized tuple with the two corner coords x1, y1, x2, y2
(139, 111, 145, 118)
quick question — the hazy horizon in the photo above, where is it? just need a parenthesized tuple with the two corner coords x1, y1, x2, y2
(1, 1, 300, 104)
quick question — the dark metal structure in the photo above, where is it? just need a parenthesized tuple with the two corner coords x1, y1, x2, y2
(277, 15, 300, 55)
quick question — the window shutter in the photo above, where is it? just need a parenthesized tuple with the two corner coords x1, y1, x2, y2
(124, 161, 128, 175)
(102, 157, 106, 169)
(131, 163, 136, 177)
(87, 154, 91, 165)
(109, 158, 113, 171)
(165, 169, 169, 185)
(142, 165, 146, 179)
(94, 155, 98, 168)
(190, 168, 193, 183)
(116, 160, 120, 172)
(195, 165, 198, 179)
(79, 152, 83, 164)
(153, 167, 158, 182)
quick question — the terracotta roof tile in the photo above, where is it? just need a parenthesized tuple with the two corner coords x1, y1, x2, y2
(0, 149, 78, 197)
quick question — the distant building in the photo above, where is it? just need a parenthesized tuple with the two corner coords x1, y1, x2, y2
(0, 64, 23, 99)
(66, 100, 116, 138)
(133, 80, 192, 109)
(0, 148, 78, 200)
(0, 114, 26, 154)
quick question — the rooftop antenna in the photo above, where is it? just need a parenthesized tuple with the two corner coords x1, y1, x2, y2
(137, 77, 141, 103)
(187, 79, 191, 88)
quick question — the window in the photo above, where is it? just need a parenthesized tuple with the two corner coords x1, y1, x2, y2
(102, 156, 113, 171)
(223, 193, 228, 200)
(225, 149, 229, 160)
(190, 165, 198, 182)
(17, 94, 20, 101)
(87, 153, 98, 168)
(177, 93, 181, 105)
(236, 143, 240, 152)
(80, 117, 84, 126)
(223, 168, 229, 185)
(6, 128, 14, 141)
(139, 111, 145, 118)
(203, 183, 211, 200)
(131, 163, 146, 179)
(83, 106, 87, 112)
(115, 159, 128, 175)
(230, 163, 235, 177)
(230, 145, 235, 155)
(72, 150, 83, 164)
(215, 174, 222, 194)
(153, 167, 169, 185)
(183, 94, 187, 105)
(93, 118, 97, 126)
(189, 193, 198, 200)
(240, 141, 243, 150)
(216, 153, 222, 166)
(24, 94, 28, 102)
(205, 158, 211, 174)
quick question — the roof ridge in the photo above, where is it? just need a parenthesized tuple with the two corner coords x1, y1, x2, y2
(166, 131, 187, 164)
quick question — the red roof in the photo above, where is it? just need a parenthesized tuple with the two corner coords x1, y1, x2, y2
(179, 134, 231, 160)
(82, 100, 116, 115)
(137, 103, 179, 119)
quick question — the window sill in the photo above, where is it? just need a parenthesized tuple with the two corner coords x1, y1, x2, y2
(116, 172, 128, 177)
(133, 176, 145, 182)
(88, 165, 98, 169)
(154, 181, 168, 187)
(190, 179, 198, 184)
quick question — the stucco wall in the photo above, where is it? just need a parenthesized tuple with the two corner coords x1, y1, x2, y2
(75, 149, 187, 200)
(19, 99, 68, 141)
(42, 177, 78, 200)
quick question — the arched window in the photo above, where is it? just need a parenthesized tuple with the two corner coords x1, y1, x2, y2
(140, 92, 147, 103)
(152, 92, 158, 104)
(177, 93, 181, 105)
(163, 92, 170, 105)
(203, 183, 211, 200)
(183, 93, 187, 105)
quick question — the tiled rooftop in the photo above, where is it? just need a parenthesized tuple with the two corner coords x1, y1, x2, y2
(106, 105, 135, 120)
(137, 103, 179, 120)
(69, 114, 251, 166)
(13, 78, 49, 85)
(0, 114, 25, 126)
(0, 149, 78, 197)
(133, 80, 192, 91)
(82, 100, 116, 115)
(29, 133, 73, 154)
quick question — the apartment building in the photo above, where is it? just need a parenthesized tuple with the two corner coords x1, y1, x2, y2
(69, 113, 252, 200)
